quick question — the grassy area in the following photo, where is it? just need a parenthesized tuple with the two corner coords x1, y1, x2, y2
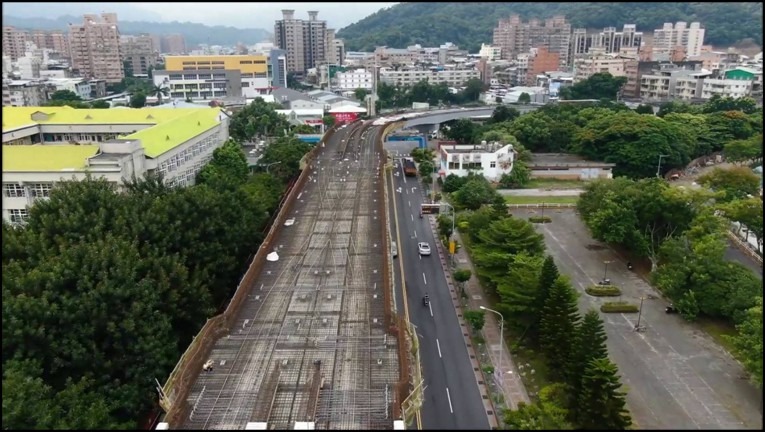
(504, 195, 580, 205)
(697, 317, 739, 355)
(525, 178, 585, 190)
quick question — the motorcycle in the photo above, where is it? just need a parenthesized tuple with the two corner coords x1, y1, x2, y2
(627, 261, 634, 270)
(423, 295, 430, 306)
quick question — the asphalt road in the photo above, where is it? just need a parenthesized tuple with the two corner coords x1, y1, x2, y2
(513, 209, 762, 430)
(387, 163, 490, 430)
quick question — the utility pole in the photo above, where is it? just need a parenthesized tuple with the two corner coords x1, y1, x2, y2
(656, 154, 669, 178)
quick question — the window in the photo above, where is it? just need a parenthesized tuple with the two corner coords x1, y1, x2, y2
(4, 183, 25, 197)
(212, 73, 226, 79)
(239, 60, 253, 65)
(30, 183, 53, 198)
(9, 209, 29, 224)
(169, 74, 182, 80)
(254, 72, 267, 78)
(183, 74, 198, 80)
(242, 82, 250, 87)
(198, 74, 212, 80)
(182, 61, 196, 65)
(490, 161, 496, 168)
(211, 61, 224, 65)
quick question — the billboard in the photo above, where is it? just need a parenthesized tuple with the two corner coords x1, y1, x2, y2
(332, 112, 359, 124)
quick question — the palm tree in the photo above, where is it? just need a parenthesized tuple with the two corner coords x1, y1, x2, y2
(151, 85, 170, 105)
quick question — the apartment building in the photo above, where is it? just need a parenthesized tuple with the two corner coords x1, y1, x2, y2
(527, 47, 560, 85)
(30, 30, 70, 59)
(15, 53, 42, 79)
(334, 69, 373, 91)
(571, 25, 643, 60)
(622, 60, 703, 100)
(2, 80, 46, 107)
(163, 54, 270, 98)
(161, 34, 187, 54)
(325, 29, 346, 66)
(68, 13, 124, 83)
(479, 44, 502, 61)
(274, 10, 327, 74)
(2, 26, 28, 61)
(573, 49, 629, 83)
(269, 49, 288, 88)
(379, 67, 480, 87)
(375, 46, 417, 66)
(120, 34, 157, 76)
(2, 106, 229, 223)
(492, 15, 571, 67)
(653, 22, 705, 59)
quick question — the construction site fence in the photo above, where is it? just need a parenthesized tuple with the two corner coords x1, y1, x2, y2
(506, 202, 577, 209)
(375, 122, 412, 421)
(159, 125, 340, 426)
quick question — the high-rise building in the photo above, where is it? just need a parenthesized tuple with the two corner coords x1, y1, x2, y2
(269, 48, 288, 88)
(571, 25, 643, 61)
(161, 34, 187, 54)
(274, 10, 328, 75)
(492, 15, 571, 68)
(325, 28, 345, 65)
(653, 22, 705, 59)
(29, 30, 71, 59)
(69, 13, 124, 83)
(120, 34, 157, 76)
(3, 26, 29, 61)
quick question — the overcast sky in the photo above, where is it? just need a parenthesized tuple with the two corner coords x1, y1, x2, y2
(133, 2, 397, 29)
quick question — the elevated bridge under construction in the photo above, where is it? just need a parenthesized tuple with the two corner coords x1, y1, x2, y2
(157, 121, 410, 430)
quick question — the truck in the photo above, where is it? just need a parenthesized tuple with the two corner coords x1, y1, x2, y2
(402, 158, 417, 176)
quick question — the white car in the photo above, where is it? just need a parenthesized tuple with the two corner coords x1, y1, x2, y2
(418, 242, 431, 256)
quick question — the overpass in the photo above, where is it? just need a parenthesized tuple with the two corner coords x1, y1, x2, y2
(382, 104, 541, 135)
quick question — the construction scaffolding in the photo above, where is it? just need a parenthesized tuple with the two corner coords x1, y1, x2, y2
(159, 122, 404, 430)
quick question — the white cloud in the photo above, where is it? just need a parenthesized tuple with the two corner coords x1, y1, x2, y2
(132, 2, 397, 30)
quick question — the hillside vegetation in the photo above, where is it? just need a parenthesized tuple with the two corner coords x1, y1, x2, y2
(3, 15, 271, 47)
(337, 2, 763, 52)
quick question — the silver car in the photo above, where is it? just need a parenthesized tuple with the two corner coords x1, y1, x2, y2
(418, 242, 431, 256)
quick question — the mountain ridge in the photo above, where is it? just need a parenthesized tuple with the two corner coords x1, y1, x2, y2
(337, 2, 763, 52)
(3, 15, 271, 48)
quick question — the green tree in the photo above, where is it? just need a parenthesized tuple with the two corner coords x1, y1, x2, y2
(719, 197, 763, 248)
(258, 136, 313, 182)
(498, 160, 530, 188)
(463, 309, 486, 331)
(129, 92, 147, 108)
(575, 357, 632, 430)
(322, 114, 336, 128)
(489, 105, 520, 124)
(568, 310, 609, 399)
(518, 92, 531, 104)
(453, 177, 497, 210)
(539, 277, 581, 380)
(697, 166, 761, 202)
(724, 135, 763, 164)
(453, 268, 472, 296)
(292, 124, 316, 134)
(419, 160, 435, 178)
(503, 383, 573, 430)
(635, 104, 655, 115)
(726, 297, 763, 387)
(496, 252, 543, 330)
(656, 100, 700, 117)
(437, 213, 454, 238)
(532, 256, 560, 338)
(560, 72, 627, 100)
(462, 78, 485, 102)
(702, 94, 758, 114)
(49, 89, 82, 101)
(444, 118, 479, 144)
(229, 98, 291, 142)
(196, 138, 250, 189)
(89, 100, 110, 109)
(442, 174, 469, 193)
(354, 88, 370, 101)
(150, 84, 170, 105)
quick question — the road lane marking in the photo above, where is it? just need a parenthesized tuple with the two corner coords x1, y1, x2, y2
(423, 273, 427, 284)
(446, 387, 454, 413)
(429, 302, 433, 317)
(414, 230, 417, 238)
(436, 339, 442, 358)
(411, 214, 414, 221)
(408, 200, 411, 207)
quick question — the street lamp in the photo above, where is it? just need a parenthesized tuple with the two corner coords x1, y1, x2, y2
(602, 260, 612, 284)
(264, 161, 281, 173)
(656, 154, 669, 178)
(480, 306, 504, 389)
(440, 202, 456, 243)
(635, 296, 646, 332)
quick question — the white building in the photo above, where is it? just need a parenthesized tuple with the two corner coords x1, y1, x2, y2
(47, 78, 92, 100)
(653, 22, 705, 58)
(701, 78, 754, 99)
(479, 44, 502, 61)
(334, 68, 373, 92)
(2, 106, 229, 223)
(438, 141, 516, 182)
(379, 68, 480, 87)
(15, 54, 42, 79)
(573, 50, 628, 82)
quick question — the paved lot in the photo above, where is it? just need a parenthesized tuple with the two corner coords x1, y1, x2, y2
(511, 209, 762, 430)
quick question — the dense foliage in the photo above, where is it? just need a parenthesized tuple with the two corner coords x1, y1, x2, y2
(559, 73, 627, 101)
(229, 97, 292, 142)
(2, 104, 314, 428)
(338, 3, 763, 52)
(377, 79, 485, 111)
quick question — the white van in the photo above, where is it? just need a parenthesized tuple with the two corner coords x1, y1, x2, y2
(391, 241, 398, 258)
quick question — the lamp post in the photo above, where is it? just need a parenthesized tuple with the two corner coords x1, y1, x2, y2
(264, 161, 281, 173)
(635, 296, 646, 331)
(602, 260, 612, 284)
(656, 154, 669, 178)
(480, 306, 504, 389)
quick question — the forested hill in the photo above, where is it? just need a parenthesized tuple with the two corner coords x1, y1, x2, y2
(337, 2, 763, 52)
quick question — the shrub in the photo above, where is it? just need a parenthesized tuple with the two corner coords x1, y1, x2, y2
(585, 286, 622, 297)
(600, 302, 639, 313)
(529, 216, 552, 223)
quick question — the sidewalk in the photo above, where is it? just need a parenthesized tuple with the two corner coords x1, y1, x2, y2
(452, 231, 531, 411)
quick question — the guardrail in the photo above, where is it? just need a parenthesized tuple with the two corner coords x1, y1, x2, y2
(727, 231, 763, 266)
(506, 203, 577, 209)
(158, 125, 340, 426)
